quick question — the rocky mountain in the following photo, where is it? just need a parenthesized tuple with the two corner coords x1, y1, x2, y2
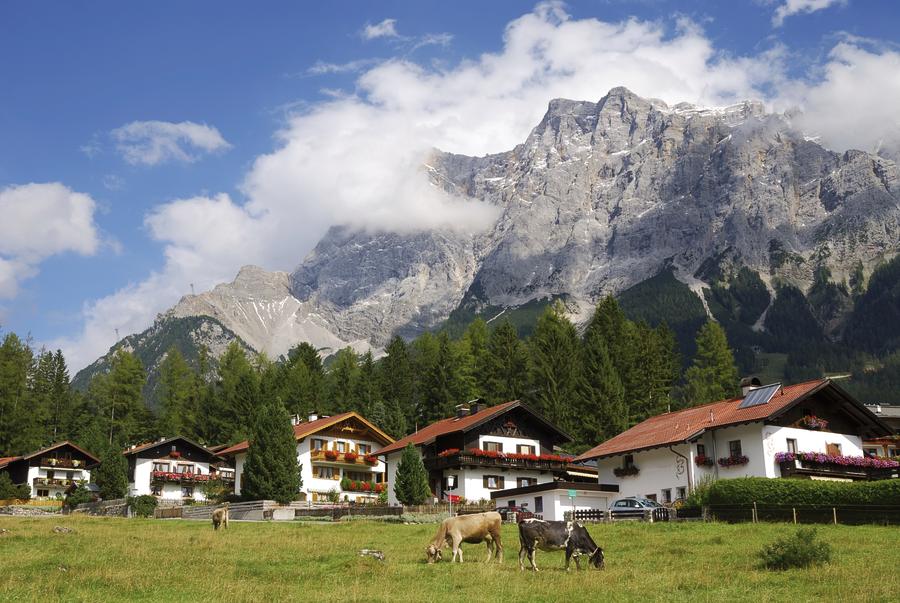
(77, 86, 900, 386)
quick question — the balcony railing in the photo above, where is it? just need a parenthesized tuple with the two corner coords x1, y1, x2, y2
(33, 477, 73, 487)
(39, 458, 86, 469)
(310, 450, 379, 466)
(424, 450, 570, 473)
(151, 471, 212, 483)
(779, 460, 898, 481)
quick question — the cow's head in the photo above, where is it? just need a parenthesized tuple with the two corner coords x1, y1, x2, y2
(589, 546, 605, 569)
(425, 544, 443, 564)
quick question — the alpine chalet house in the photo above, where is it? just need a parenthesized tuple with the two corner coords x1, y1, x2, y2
(219, 412, 393, 503)
(377, 400, 572, 506)
(124, 436, 223, 502)
(0, 442, 99, 499)
(575, 378, 897, 504)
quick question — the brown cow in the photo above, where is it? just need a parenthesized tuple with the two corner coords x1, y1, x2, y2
(212, 503, 229, 530)
(425, 511, 503, 563)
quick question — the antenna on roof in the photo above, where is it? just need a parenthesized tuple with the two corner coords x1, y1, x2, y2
(114, 328, 119, 340)
(190, 283, 195, 295)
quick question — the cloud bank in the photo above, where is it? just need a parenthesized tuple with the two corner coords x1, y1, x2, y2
(362, 19, 399, 40)
(111, 120, 232, 166)
(56, 2, 900, 370)
(772, 0, 845, 27)
(0, 183, 102, 298)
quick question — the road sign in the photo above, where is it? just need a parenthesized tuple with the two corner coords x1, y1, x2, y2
(567, 489, 577, 498)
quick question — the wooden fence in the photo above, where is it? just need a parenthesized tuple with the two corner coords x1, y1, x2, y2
(0, 498, 63, 508)
(565, 507, 674, 523)
(708, 504, 900, 525)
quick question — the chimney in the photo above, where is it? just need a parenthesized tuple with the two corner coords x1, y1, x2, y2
(290, 414, 302, 426)
(454, 403, 470, 419)
(469, 399, 483, 415)
(308, 412, 319, 422)
(740, 376, 762, 397)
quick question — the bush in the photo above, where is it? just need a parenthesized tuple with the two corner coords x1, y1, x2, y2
(0, 472, 31, 500)
(127, 495, 159, 517)
(64, 482, 93, 509)
(682, 476, 715, 510)
(707, 477, 900, 507)
(758, 528, 832, 570)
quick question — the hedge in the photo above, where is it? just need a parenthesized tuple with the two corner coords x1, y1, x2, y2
(707, 478, 900, 507)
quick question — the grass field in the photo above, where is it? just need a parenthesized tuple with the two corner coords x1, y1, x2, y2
(0, 516, 897, 602)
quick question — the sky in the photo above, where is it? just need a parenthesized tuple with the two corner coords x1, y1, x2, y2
(2, 0, 900, 371)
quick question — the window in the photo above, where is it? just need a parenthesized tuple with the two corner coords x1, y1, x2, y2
(483, 475, 504, 490)
(336, 441, 347, 453)
(66, 471, 74, 480)
(676, 487, 686, 500)
(864, 447, 879, 458)
(826, 443, 842, 456)
(786, 439, 797, 454)
(46, 470, 55, 479)
(314, 466, 337, 479)
(696, 444, 706, 456)
(37, 489, 49, 497)
(151, 484, 162, 496)
(624, 454, 635, 469)
(889, 447, 899, 458)
(358, 444, 371, 455)
(517, 477, 537, 488)
(507, 500, 516, 508)
(483, 441, 503, 453)
(645, 493, 657, 502)
(516, 444, 536, 455)
(152, 462, 169, 472)
(179, 464, 193, 474)
(181, 486, 194, 498)
(346, 471, 370, 482)
(661, 489, 672, 504)
(728, 440, 742, 458)
(311, 439, 325, 451)
(534, 496, 543, 513)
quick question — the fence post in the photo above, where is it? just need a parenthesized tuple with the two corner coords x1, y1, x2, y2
(833, 507, 837, 525)
(752, 501, 758, 524)
(792, 507, 797, 524)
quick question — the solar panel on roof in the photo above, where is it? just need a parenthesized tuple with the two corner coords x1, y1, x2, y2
(738, 382, 781, 409)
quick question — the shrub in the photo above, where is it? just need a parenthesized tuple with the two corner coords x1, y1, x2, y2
(682, 476, 715, 510)
(64, 482, 93, 509)
(758, 528, 832, 570)
(0, 472, 30, 500)
(707, 477, 900, 506)
(127, 495, 159, 517)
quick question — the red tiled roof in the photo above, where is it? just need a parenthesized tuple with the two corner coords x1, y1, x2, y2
(575, 379, 829, 461)
(123, 436, 219, 458)
(376, 401, 523, 455)
(218, 411, 394, 456)
(21, 441, 101, 466)
(0, 456, 22, 469)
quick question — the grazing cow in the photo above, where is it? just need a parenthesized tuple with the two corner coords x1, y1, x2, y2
(212, 503, 229, 531)
(518, 519, 604, 571)
(425, 511, 503, 564)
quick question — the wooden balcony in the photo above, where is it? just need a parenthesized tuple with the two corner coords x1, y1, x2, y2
(33, 477, 73, 487)
(150, 471, 213, 484)
(39, 458, 87, 469)
(779, 460, 898, 481)
(424, 451, 569, 473)
(310, 450, 379, 467)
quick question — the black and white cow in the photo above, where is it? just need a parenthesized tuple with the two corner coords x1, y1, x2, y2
(517, 519, 605, 571)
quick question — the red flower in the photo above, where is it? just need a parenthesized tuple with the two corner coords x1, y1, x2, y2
(438, 448, 460, 458)
(363, 455, 378, 465)
(344, 452, 359, 462)
(324, 450, 339, 461)
(362, 481, 372, 491)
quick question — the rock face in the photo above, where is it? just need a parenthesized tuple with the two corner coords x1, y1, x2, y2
(84, 87, 900, 369)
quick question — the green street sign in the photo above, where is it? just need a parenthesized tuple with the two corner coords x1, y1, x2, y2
(567, 489, 577, 498)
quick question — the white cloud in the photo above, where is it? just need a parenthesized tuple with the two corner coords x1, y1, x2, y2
(111, 120, 231, 166)
(305, 58, 382, 76)
(0, 183, 102, 298)
(772, 0, 845, 27)
(57, 2, 900, 369)
(362, 18, 399, 40)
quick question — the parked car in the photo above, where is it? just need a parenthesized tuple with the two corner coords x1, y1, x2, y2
(496, 505, 536, 522)
(608, 497, 665, 519)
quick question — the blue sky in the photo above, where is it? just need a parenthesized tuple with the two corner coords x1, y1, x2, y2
(1, 0, 899, 369)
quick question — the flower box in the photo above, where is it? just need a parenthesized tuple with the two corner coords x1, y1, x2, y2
(776, 451, 899, 469)
(694, 454, 714, 467)
(613, 466, 639, 477)
(438, 448, 460, 458)
(323, 450, 339, 461)
(798, 415, 829, 431)
(344, 452, 359, 462)
(169, 451, 181, 459)
(718, 455, 749, 467)
(363, 455, 378, 465)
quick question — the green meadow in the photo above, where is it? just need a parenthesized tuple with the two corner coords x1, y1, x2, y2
(0, 516, 896, 602)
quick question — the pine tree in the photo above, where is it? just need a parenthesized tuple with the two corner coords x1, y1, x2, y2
(483, 320, 529, 404)
(584, 296, 642, 422)
(0, 333, 36, 454)
(393, 443, 431, 505)
(379, 336, 415, 433)
(575, 327, 627, 448)
(354, 350, 380, 417)
(213, 343, 259, 444)
(94, 444, 128, 499)
(50, 350, 73, 440)
(241, 397, 300, 504)
(101, 349, 146, 447)
(461, 318, 490, 396)
(527, 301, 581, 434)
(418, 332, 474, 423)
(327, 347, 360, 413)
(158, 348, 194, 437)
(683, 321, 740, 407)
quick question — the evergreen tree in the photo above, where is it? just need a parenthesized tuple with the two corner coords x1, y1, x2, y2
(50, 350, 73, 440)
(527, 301, 581, 434)
(213, 343, 259, 444)
(101, 349, 147, 447)
(327, 347, 360, 413)
(575, 328, 627, 448)
(393, 443, 431, 505)
(241, 397, 300, 504)
(354, 350, 380, 417)
(379, 336, 414, 434)
(0, 333, 36, 454)
(584, 297, 642, 421)
(461, 318, 490, 396)
(683, 321, 740, 407)
(158, 348, 194, 437)
(483, 320, 529, 404)
(418, 332, 474, 423)
(94, 444, 128, 499)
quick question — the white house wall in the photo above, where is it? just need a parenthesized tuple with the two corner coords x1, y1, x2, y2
(476, 434, 541, 453)
(493, 489, 611, 522)
(129, 457, 211, 502)
(760, 425, 863, 478)
(26, 465, 91, 499)
(596, 444, 692, 501)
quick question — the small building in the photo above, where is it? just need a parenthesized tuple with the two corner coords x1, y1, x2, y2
(376, 400, 572, 505)
(575, 378, 896, 503)
(124, 437, 223, 503)
(491, 481, 619, 521)
(0, 442, 99, 499)
(220, 412, 393, 503)
(863, 403, 900, 458)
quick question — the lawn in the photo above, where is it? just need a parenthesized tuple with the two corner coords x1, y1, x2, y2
(0, 516, 897, 602)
